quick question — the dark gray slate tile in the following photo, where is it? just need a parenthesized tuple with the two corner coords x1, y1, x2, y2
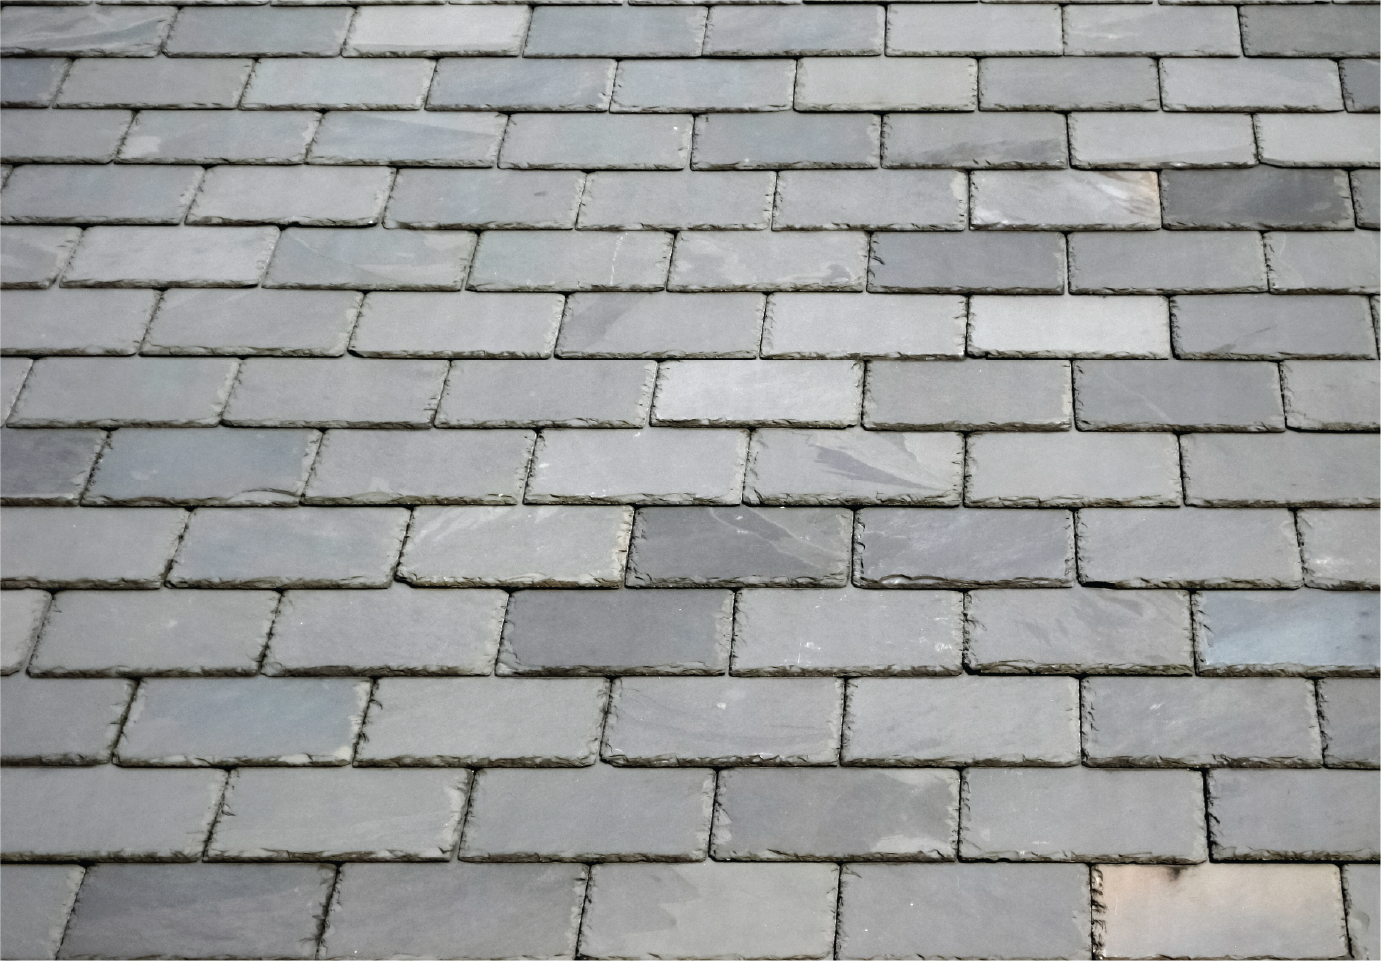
(1171, 294, 1378, 360)
(869, 232, 1065, 294)
(0, 288, 158, 356)
(692, 113, 880, 170)
(303, 429, 534, 505)
(430, 58, 615, 111)
(865, 359, 1071, 431)
(1319, 679, 1380, 769)
(117, 677, 369, 767)
(308, 111, 505, 167)
(1162, 168, 1354, 230)
(883, 113, 1067, 169)
(980, 57, 1159, 110)
(557, 292, 765, 359)
(7, 357, 238, 429)
(321, 863, 585, 961)
(1074, 360, 1284, 431)
(351, 291, 563, 359)
(625, 506, 852, 588)
(1342, 58, 1381, 113)
(264, 585, 506, 677)
(1194, 590, 1379, 677)
(1, 766, 224, 861)
(732, 587, 962, 677)
(712, 768, 957, 860)
(1182, 432, 1379, 507)
(524, 6, 705, 58)
(59, 864, 332, 961)
(854, 508, 1074, 589)
(1209, 769, 1379, 860)
(1, 676, 133, 764)
(1, 428, 105, 506)
(264, 228, 474, 292)
(357, 677, 608, 767)
(499, 589, 732, 676)
(603, 676, 842, 766)
(1353, 169, 1379, 229)
(1, 507, 186, 590)
(1240, 5, 1379, 58)
(1, 59, 68, 108)
(843, 676, 1079, 766)
(666, 232, 869, 292)
(1, 6, 173, 57)
(0, 865, 82, 961)
(703, 6, 883, 56)
(164, 6, 351, 57)
(2, 357, 31, 420)
(1, 588, 48, 675)
(525, 428, 748, 505)
(1069, 231, 1266, 294)
(961, 767, 1208, 862)
(612, 59, 794, 113)
(460, 766, 712, 861)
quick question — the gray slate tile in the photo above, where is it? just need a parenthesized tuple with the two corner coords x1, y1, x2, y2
(1194, 589, 1379, 677)
(1070, 112, 1257, 169)
(652, 359, 863, 427)
(981, 57, 1158, 110)
(612, 59, 794, 112)
(501, 114, 691, 170)
(352, 291, 563, 359)
(8, 357, 237, 428)
(692, 113, 880, 170)
(864, 359, 1071, 430)
(468, 230, 672, 291)
(1, 287, 158, 355)
(794, 57, 976, 112)
(56, 57, 251, 109)
(703, 6, 884, 56)
(1299, 508, 1380, 591)
(1182, 432, 1379, 507)
(968, 294, 1170, 359)
(762, 293, 965, 359)
(1240, 5, 1379, 58)
(1065, 5, 1240, 56)
(305, 428, 533, 505)
(883, 113, 1067, 169)
(1, 675, 133, 764)
(243, 59, 433, 110)
(774, 169, 966, 230)
(1, 164, 202, 226)
(188, 166, 393, 227)
(1, 110, 130, 164)
(1171, 294, 1378, 360)
(1265, 230, 1380, 295)
(1255, 114, 1379, 168)
(264, 227, 474, 291)
(889, 4, 1061, 56)
(527, 428, 748, 505)
(1342, 58, 1381, 113)
(557, 292, 765, 358)
(1160, 59, 1344, 112)
(1354, 169, 1380, 229)
(1162, 168, 1353, 230)
(524, 6, 706, 58)
(437, 359, 655, 427)
(2, 357, 31, 421)
(224, 357, 448, 427)
(1348, 864, 1381, 960)
(1, 507, 186, 590)
(1, 428, 106, 506)
(1208, 769, 1379, 860)
(144, 288, 361, 357)
(388, 169, 584, 230)
(0, 6, 174, 57)
(164, 7, 352, 57)
(1074, 359, 1284, 431)
(308, 110, 505, 166)
(1, 226, 81, 289)
(971, 170, 1159, 230)
(668, 231, 868, 291)
(1, 59, 68, 108)
(1318, 679, 1380, 768)
(120, 110, 320, 165)
(0, 864, 82, 961)
(870, 232, 1066, 294)
(429, 58, 615, 111)
(1, 588, 49, 675)
(345, 6, 528, 57)
(1069, 230, 1266, 294)
(578, 171, 774, 230)
(967, 431, 1181, 508)
(745, 428, 962, 506)
(64, 226, 279, 289)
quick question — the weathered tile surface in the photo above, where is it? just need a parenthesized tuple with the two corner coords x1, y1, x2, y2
(0, 864, 83, 961)
(1194, 590, 1380, 677)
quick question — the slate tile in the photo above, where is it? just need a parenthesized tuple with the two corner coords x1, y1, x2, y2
(243, 59, 432, 110)
(0, 865, 82, 961)
(794, 57, 975, 112)
(308, 110, 505, 166)
(869, 232, 1065, 294)
(1, 164, 202, 226)
(1171, 294, 1378, 360)
(981, 57, 1158, 111)
(120, 110, 319, 165)
(56, 58, 251, 109)
(703, 6, 884, 56)
(1163, 167, 1353, 231)
(1265, 230, 1381, 294)
(713, 768, 958, 860)
(8, 357, 237, 429)
(612, 59, 794, 112)
(1070, 230, 1266, 294)
(65, 226, 279, 289)
(468, 231, 672, 291)
(557, 292, 765, 358)
(436, 359, 655, 427)
(399, 505, 634, 588)
(580, 863, 838, 961)
(0, 110, 131, 164)
(0, 6, 174, 57)
(224, 357, 448, 427)
(1194, 589, 1379, 677)
(208, 768, 468, 861)
(1, 288, 158, 356)
(1298, 509, 1380, 591)
(731, 587, 962, 677)
(745, 428, 961, 506)
(1, 59, 69, 108)
(60, 864, 333, 961)
(967, 431, 1180, 508)
(962, 767, 1208, 862)
(499, 589, 733, 676)
(692, 113, 880, 170)
(668, 231, 869, 291)
(461, 766, 711, 861)
(1240, 5, 1379, 58)
(305, 428, 532, 505)
(188, 166, 392, 227)
(1, 588, 49, 675)
(1183, 433, 1379, 507)
(966, 587, 1193, 675)
(389, 169, 584, 230)
(970, 294, 1168, 359)
(352, 291, 563, 359)
(144, 288, 361, 357)
(345, 6, 528, 57)
(164, 7, 352, 57)
(0, 676, 133, 765)
(1078, 508, 1303, 589)
(1, 507, 186, 590)
(845, 675, 1078, 766)
(883, 113, 1068, 169)
(1, 226, 81, 289)
(973, 170, 1159, 230)
(1209, 769, 1379, 860)
(2, 357, 32, 421)
(1347, 864, 1381, 960)
(625, 505, 852, 588)
(888, 4, 1061, 56)
(358, 677, 607, 767)
(527, 428, 747, 505)
(762, 293, 963, 360)
(773, 169, 965, 231)
(1319, 679, 1380, 768)
(524, 6, 706, 58)
(1, 766, 225, 861)
(264, 227, 474, 291)
(1354, 169, 1380, 229)
(652, 359, 863, 427)
(1066, 5, 1240, 56)
(429, 58, 615, 111)
(501, 114, 691, 170)
(864, 359, 1072, 430)
(1256, 114, 1380, 168)
(1, 428, 106, 506)
(1074, 359, 1284, 430)
(578, 171, 774, 230)
(1160, 59, 1344, 112)
(1342, 58, 1381, 113)
(263, 585, 506, 677)
(1070, 112, 1257, 169)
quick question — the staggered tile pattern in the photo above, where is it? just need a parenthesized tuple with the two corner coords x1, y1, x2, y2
(0, 0, 1378, 957)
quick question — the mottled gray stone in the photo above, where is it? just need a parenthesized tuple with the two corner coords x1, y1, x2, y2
(0, 675, 133, 764)
(855, 508, 1073, 589)
(1183, 433, 1379, 507)
(8, 357, 236, 428)
(1342, 59, 1381, 113)
(692, 113, 880, 170)
(468, 230, 672, 291)
(1209, 769, 1379, 860)
(399, 505, 634, 588)
(704, 5, 883, 56)
(581, 862, 838, 960)
(429, 58, 614, 111)
(870, 232, 1066, 294)
(1161, 59, 1344, 112)
(714, 768, 957, 860)
(1075, 360, 1284, 430)
(65, 226, 278, 289)
(967, 431, 1180, 508)
(1096, 864, 1348, 961)
(732, 587, 962, 677)
(1, 507, 186, 590)
(795, 57, 975, 112)
(208, 768, 467, 861)
(388, 169, 584, 230)
(1354, 170, 1380, 229)
(0, 6, 173, 57)
(527, 428, 746, 505)
(865, 360, 1071, 430)
(189, 166, 392, 227)
(1171, 294, 1379, 360)
(224, 357, 448, 428)
(164, 7, 352, 57)
(1, 588, 48, 675)
(461, 766, 711, 861)
(1, 428, 105, 505)
(2, 164, 202, 226)
(1, 288, 158, 355)
(579, 171, 774, 230)
(1084, 676, 1321, 767)
(774, 170, 965, 231)
(85, 428, 316, 506)
(145, 289, 360, 357)
(500, 114, 691, 170)
(2, 357, 31, 420)
(60, 864, 332, 961)
(1194, 590, 1379, 677)
(170, 507, 409, 589)
(31, 589, 277, 678)
(1266, 230, 1380, 295)
(844, 676, 1079, 766)
(967, 587, 1192, 675)
(969, 294, 1169, 359)
(525, 6, 705, 58)
(1284, 360, 1381, 431)
(264, 585, 506, 677)
(973, 170, 1158, 229)
(305, 428, 533, 505)
(653, 360, 862, 427)
(264, 228, 474, 292)
(120, 110, 319, 165)
(500, 589, 732, 675)
(322, 863, 585, 961)
(0, 865, 82, 961)
(437, 359, 654, 427)
(1347, 864, 1381, 960)
(762, 293, 965, 359)
(1078, 509, 1303, 589)
(839, 863, 1091, 961)
(668, 231, 868, 291)
(1066, 4, 1240, 55)
(1, 59, 68, 108)
(612, 59, 793, 112)
(883, 113, 1067, 169)
(745, 428, 961, 506)
(0, 110, 130, 165)
(962, 767, 1208, 862)
(557, 292, 765, 358)
(1319, 679, 1380, 768)
(1256, 114, 1379, 168)
(308, 111, 506, 167)
(57, 58, 251, 109)
(352, 292, 557, 359)
(1, 766, 224, 861)
(244, 59, 433, 110)
(1299, 509, 1380, 591)
(604, 676, 842, 766)
(345, 6, 528, 57)
(359, 677, 607, 768)
(981, 57, 1158, 110)
(1162, 168, 1353, 230)
(1, 226, 80, 289)
(888, 4, 1061, 55)
(626, 506, 852, 588)
(1070, 112, 1256, 169)
(1069, 231, 1266, 294)
(1240, 5, 1378, 58)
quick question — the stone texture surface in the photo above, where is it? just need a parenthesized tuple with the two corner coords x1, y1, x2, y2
(1208, 769, 1380, 861)
(745, 428, 962, 505)
(1, 675, 133, 765)
(0, 864, 83, 961)
(1319, 679, 1381, 769)
(1194, 590, 1379, 677)
(855, 508, 1074, 588)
